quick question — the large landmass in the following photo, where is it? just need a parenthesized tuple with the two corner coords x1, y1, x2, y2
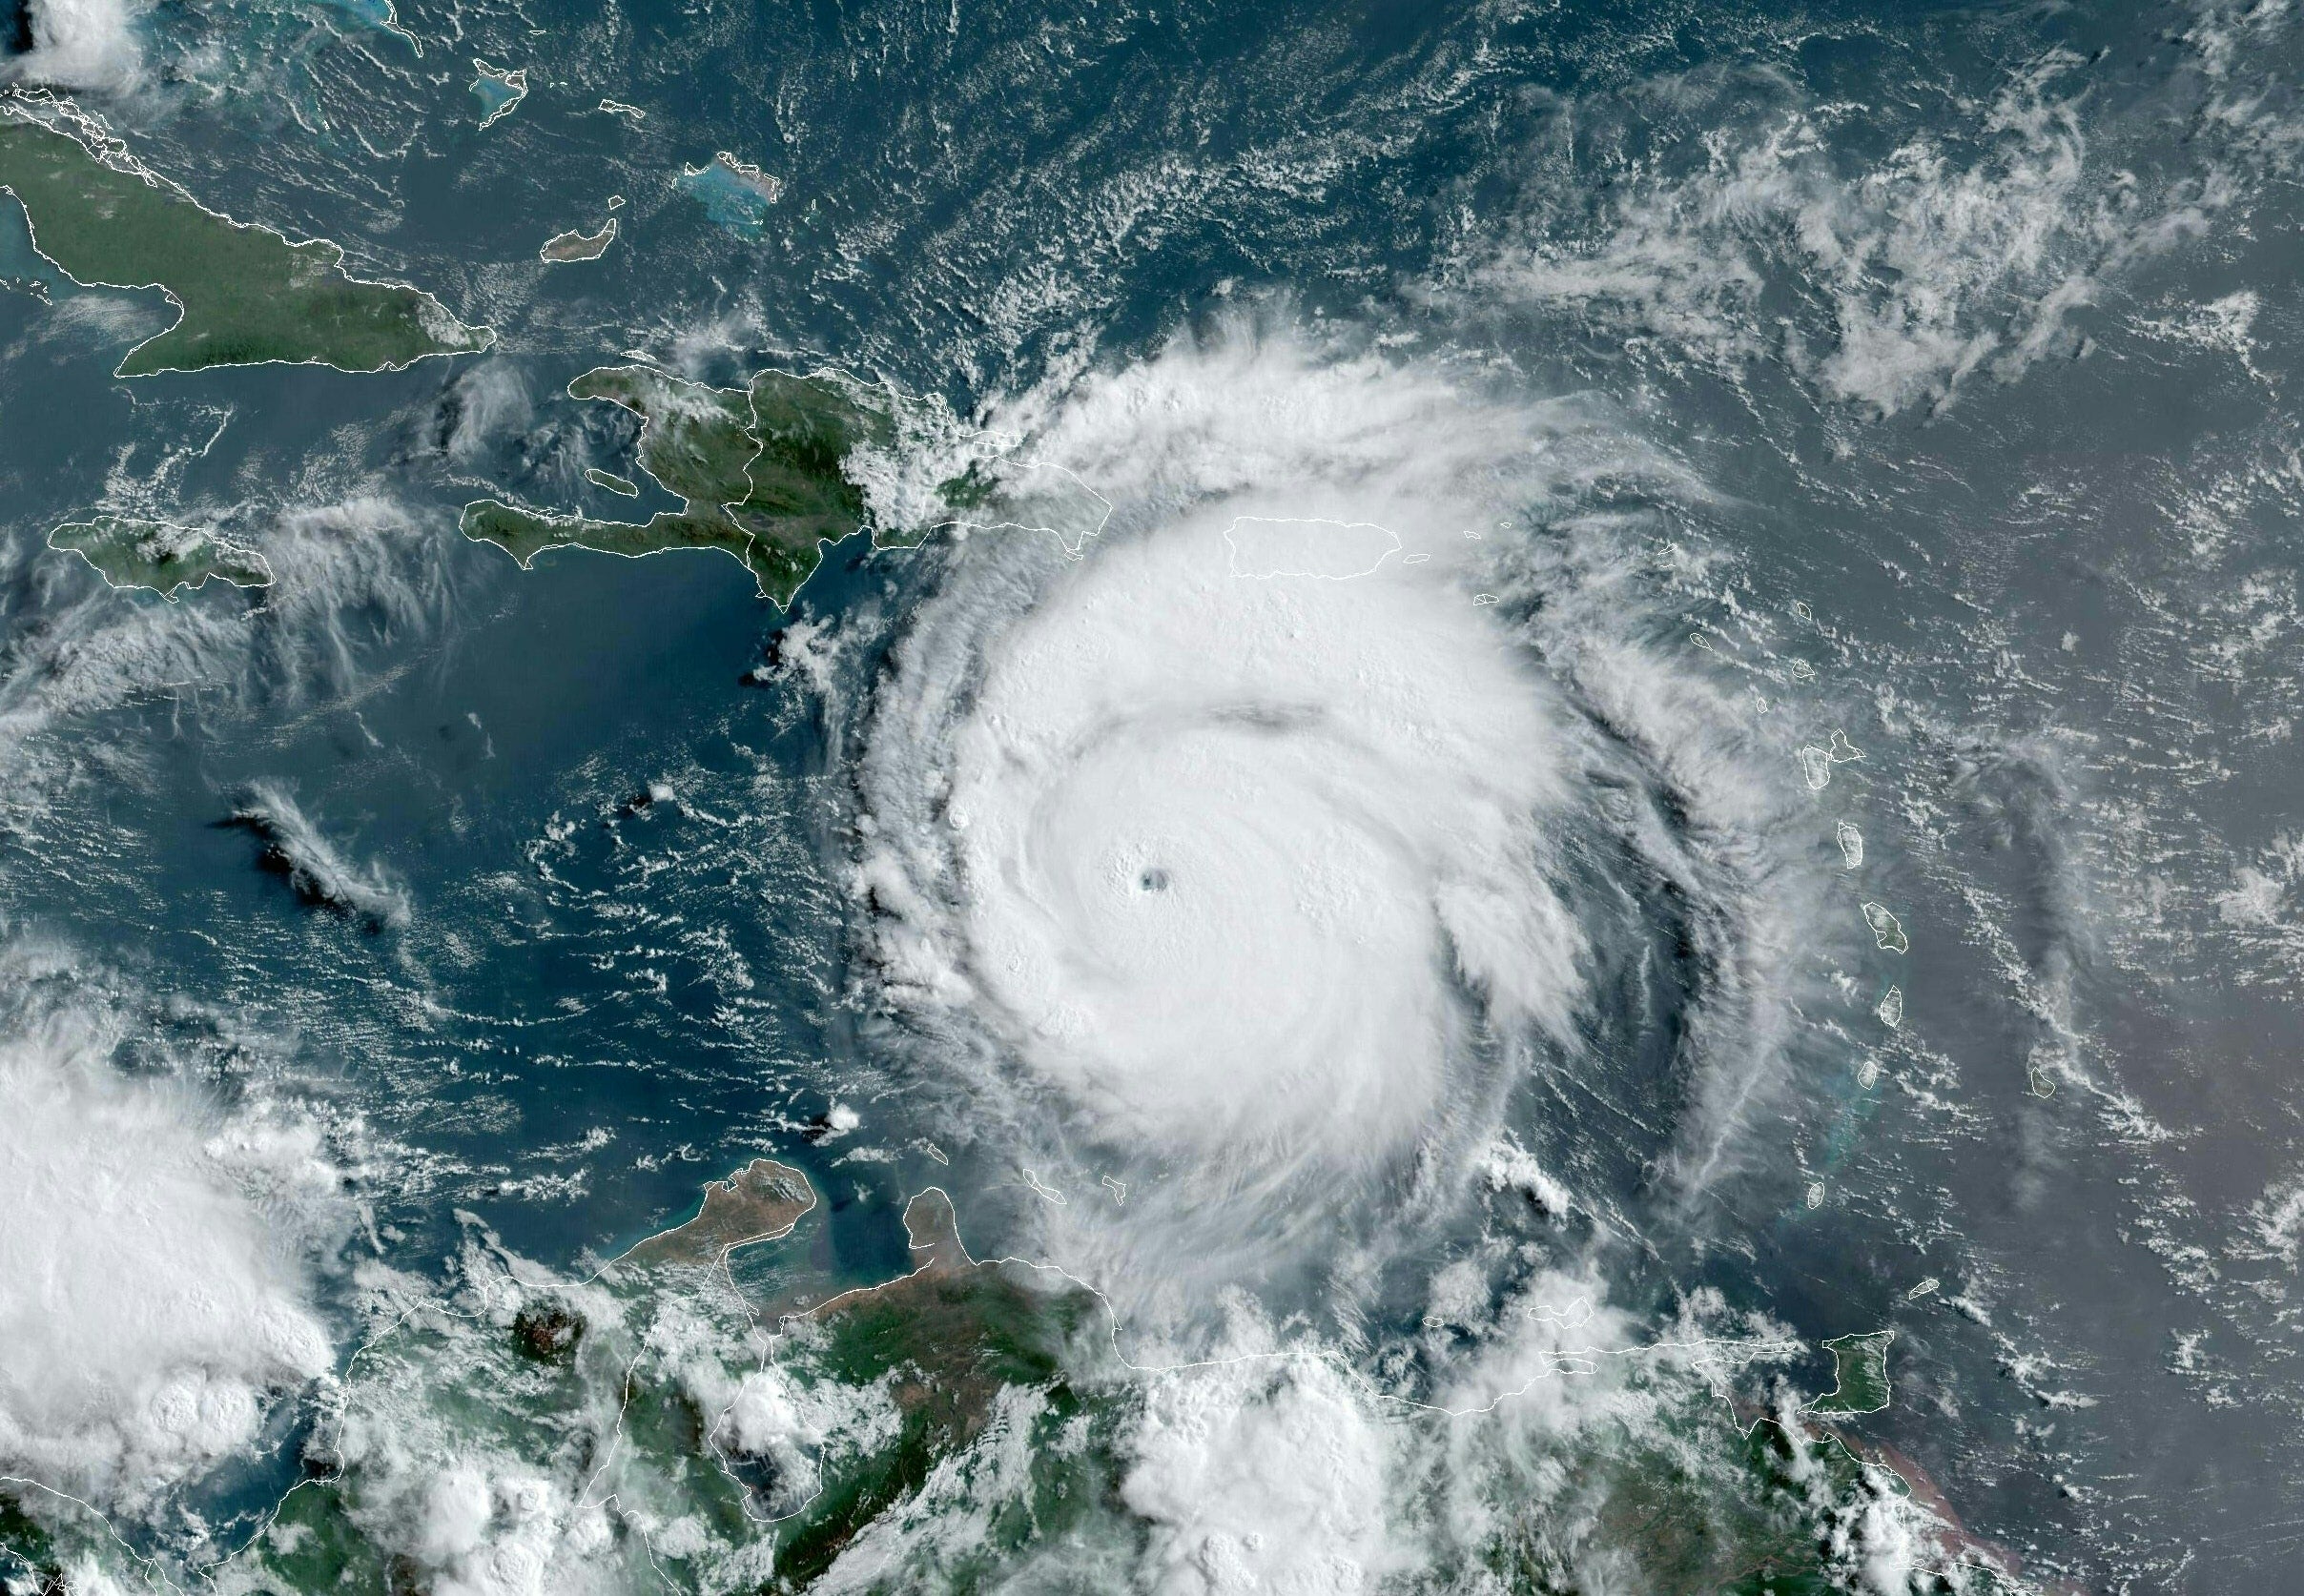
(48, 516, 273, 598)
(0, 1162, 2018, 1595)
(0, 110, 491, 377)
(461, 367, 1119, 607)
(195, 1164, 1129, 1596)
(460, 364, 903, 605)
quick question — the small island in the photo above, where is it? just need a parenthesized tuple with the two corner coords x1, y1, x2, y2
(615, 1157, 815, 1270)
(461, 362, 895, 606)
(1806, 1328, 1895, 1417)
(675, 151, 780, 235)
(49, 516, 273, 598)
(584, 466, 639, 497)
(471, 60, 528, 130)
(0, 114, 492, 377)
(1862, 901, 1909, 953)
(540, 218, 618, 263)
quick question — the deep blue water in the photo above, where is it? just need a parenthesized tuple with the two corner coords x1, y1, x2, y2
(8, 0, 2304, 1586)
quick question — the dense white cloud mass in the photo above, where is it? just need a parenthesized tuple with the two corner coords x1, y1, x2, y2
(0, 1007, 337, 1512)
(323, 1247, 633, 1596)
(1123, 1355, 1400, 1595)
(0, 0, 143, 91)
(921, 522, 1584, 1156)
(851, 320, 1831, 1302)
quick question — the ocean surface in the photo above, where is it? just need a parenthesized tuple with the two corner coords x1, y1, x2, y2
(6, 0, 2304, 1589)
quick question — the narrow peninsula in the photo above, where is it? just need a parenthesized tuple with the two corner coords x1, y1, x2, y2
(615, 1157, 815, 1270)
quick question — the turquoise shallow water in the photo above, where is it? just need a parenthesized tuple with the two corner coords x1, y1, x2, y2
(5, 0, 2304, 1586)
(674, 157, 774, 237)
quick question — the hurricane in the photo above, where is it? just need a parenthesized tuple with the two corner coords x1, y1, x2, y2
(17, 0, 2301, 1582)
(847, 318, 1844, 1316)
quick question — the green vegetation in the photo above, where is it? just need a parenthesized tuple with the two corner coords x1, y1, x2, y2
(11, 1176, 1976, 1594)
(0, 1489, 62, 1592)
(211, 1183, 1131, 1594)
(934, 460, 1000, 510)
(511, 1302, 586, 1364)
(0, 116, 491, 377)
(243, 1482, 392, 1596)
(1452, 1374, 2005, 1596)
(461, 364, 896, 605)
(1477, 1408, 1837, 1593)
(463, 366, 1122, 607)
(49, 516, 273, 597)
(771, 1258, 1129, 1587)
(0, 1486, 175, 1596)
(233, 1279, 637, 1596)
(1806, 1330, 1895, 1417)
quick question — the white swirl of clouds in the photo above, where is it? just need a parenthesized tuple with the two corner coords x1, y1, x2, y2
(923, 521, 1584, 1156)
(850, 319, 1838, 1304)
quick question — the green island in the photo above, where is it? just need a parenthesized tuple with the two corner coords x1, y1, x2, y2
(49, 516, 273, 598)
(1806, 1329, 1896, 1417)
(460, 363, 903, 605)
(0, 113, 492, 378)
(584, 465, 640, 496)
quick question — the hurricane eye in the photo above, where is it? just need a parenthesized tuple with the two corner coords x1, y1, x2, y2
(1138, 868, 1171, 893)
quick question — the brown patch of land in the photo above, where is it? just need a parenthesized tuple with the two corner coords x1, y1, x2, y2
(768, 1188, 979, 1327)
(540, 219, 618, 263)
(617, 1157, 814, 1270)
(895, 1187, 977, 1277)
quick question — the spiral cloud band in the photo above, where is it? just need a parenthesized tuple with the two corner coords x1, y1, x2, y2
(936, 514, 1584, 1155)
(853, 323, 1830, 1279)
